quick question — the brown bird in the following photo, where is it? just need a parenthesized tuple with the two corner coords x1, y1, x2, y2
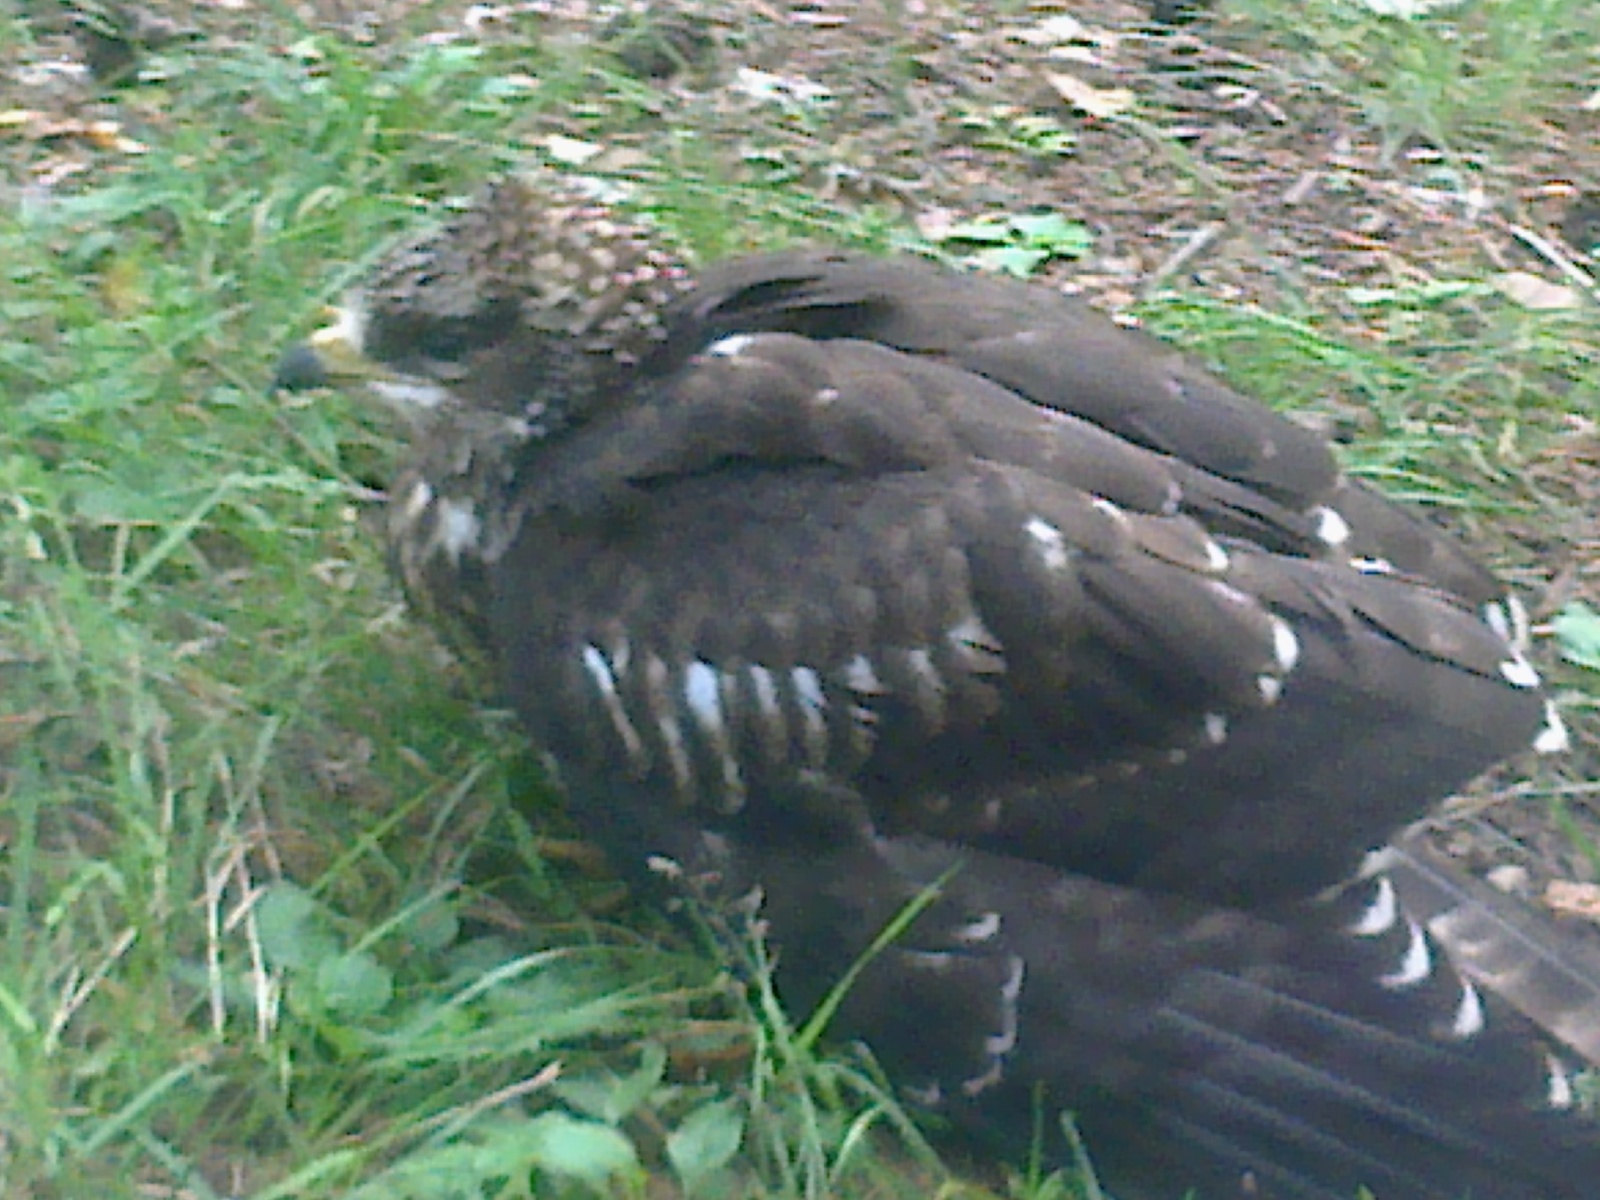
(281, 174, 1590, 1199)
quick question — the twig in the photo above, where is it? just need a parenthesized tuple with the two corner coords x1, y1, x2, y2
(1499, 219, 1600, 307)
(1141, 221, 1226, 296)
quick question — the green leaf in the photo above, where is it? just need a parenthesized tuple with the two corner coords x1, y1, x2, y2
(255, 883, 338, 970)
(972, 245, 1049, 277)
(1343, 279, 1484, 306)
(936, 210, 1089, 277)
(398, 895, 461, 954)
(316, 950, 395, 1019)
(525, 1110, 639, 1186)
(553, 1045, 666, 1126)
(1553, 601, 1600, 671)
(943, 218, 1014, 245)
(553, 1043, 665, 1126)
(610, 1043, 667, 1123)
(1008, 211, 1092, 254)
(667, 1098, 745, 1193)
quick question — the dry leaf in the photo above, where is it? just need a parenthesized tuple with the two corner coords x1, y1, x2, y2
(545, 134, 602, 166)
(9, 114, 147, 153)
(914, 207, 959, 241)
(85, 120, 147, 153)
(100, 255, 148, 318)
(1545, 879, 1600, 920)
(1012, 15, 1087, 45)
(1045, 71, 1134, 119)
(734, 67, 831, 105)
(1493, 270, 1584, 311)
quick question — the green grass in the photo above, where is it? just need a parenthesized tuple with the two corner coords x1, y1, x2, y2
(0, 14, 1025, 1199)
(1, 1, 1596, 1197)
(1231, 0, 1597, 159)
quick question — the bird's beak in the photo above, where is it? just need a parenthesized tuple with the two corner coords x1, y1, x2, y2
(273, 303, 459, 431)
(273, 304, 389, 391)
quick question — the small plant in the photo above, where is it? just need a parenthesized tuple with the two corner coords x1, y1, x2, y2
(919, 211, 1092, 278)
(954, 105, 1078, 162)
(1554, 603, 1600, 673)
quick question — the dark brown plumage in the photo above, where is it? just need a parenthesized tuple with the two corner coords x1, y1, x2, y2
(281, 174, 1591, 1198)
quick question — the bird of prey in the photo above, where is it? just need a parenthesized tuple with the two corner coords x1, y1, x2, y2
(279, 173, 1592, 1199)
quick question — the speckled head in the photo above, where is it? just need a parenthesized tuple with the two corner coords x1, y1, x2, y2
(362, 175, 694, 361)
(295, 173, 698, 436)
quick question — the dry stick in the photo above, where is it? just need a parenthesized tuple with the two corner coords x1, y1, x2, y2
(1141, 221, 1227, 296)
(1498, 219, 1600, 307)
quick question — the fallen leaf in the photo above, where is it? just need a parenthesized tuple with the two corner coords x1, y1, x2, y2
(100, 254, 148, 317)
(1012, 15, 1087, 45)
(1492, 270, 1583, 311)
(85, 120, 147, 153)
(1045, 71, 1135, 119)
(734, 67, 831, 105)
(1546, 879, 1600, 921)
(1553, 601, 1600, 671)
(545, 134, 603, 165)
(914, 207, 959, 241)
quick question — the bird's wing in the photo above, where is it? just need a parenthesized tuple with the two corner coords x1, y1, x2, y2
(466, 329, 1549, 907)
(674, 250, 1508, 602)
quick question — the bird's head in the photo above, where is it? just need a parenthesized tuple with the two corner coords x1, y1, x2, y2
(272, 174, 699, 625)
(274, 174, 696, 440)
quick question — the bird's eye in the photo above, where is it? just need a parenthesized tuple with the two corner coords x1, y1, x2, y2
(371, 298, 520, 367)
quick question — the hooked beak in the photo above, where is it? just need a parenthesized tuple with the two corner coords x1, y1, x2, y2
(273, 303, 386, 391)
(273, 302, 454, 425)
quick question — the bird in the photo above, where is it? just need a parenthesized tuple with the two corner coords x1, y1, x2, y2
(279, 173, 1590, 1197)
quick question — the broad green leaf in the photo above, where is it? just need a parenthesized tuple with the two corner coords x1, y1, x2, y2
(525, 1110, 639, 1186)
(255, 883, 338, 970)
(1554, 602, 1600, 671)
(398, 895, 461, 954)
(667, 1098, 745, 1192)
(943, 218, 1014, 245)
(554, 1048, 667, 1126)
(972, 245, 1048, 277)
(1008, 212, 1092, 254)
(553, 1043, 665, 1123)
(316, 950, 395, 1019)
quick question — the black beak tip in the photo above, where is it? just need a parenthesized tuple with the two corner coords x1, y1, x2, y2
(272, 343, 330, 392)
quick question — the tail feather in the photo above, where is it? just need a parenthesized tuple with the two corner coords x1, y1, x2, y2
(1365, 836, 1600, 1066)
(568, 778, 1600, 1197)
(822, 835, 1600, 1199)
